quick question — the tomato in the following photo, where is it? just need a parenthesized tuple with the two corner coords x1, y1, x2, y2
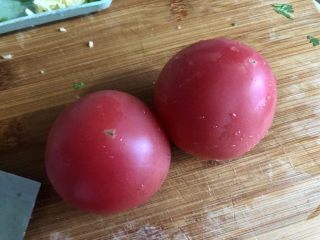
(45, 90, 171, 213)
(154, 38, 277, 160)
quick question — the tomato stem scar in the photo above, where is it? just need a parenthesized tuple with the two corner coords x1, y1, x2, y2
(104, 129, 116, 139)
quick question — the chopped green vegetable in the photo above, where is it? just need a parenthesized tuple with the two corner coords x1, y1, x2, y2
(307, 35, 320, 47)
(272, 3, 294, 19)
(73, 82, 85, 89)
(0, 18, 8, 22)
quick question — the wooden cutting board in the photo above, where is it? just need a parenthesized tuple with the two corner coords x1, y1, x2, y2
(1, 0, 320, 239)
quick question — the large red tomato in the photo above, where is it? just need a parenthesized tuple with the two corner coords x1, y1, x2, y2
(155, 38, 277, 160)
(45, 91, 171, 213)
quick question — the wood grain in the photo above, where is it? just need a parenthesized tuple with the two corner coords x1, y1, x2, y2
(1, 0, 320, 239)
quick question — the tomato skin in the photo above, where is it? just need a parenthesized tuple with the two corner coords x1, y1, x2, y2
(45, 90, 171, 213)
(155, 38, 277, 160)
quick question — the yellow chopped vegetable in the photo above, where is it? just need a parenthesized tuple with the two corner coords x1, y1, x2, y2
(33, 0, 87, 12)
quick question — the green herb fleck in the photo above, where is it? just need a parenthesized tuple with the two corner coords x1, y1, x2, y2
(73, 82, 85, 89)
(307, 35, 320, 47)
(272, 3, 294, 19)
(231, 22, 237, 27)
(0, 18, 8, 23)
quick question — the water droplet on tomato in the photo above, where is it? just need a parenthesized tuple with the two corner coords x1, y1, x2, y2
(230, 46, 240, 52)
(234, 130, 241, 136)
(138, 184, 146, 194)
(249, 58, 257, 64)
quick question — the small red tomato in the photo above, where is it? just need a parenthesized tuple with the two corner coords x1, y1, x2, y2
(45, 90, 171, 213)
(155, 38, 277, 160)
